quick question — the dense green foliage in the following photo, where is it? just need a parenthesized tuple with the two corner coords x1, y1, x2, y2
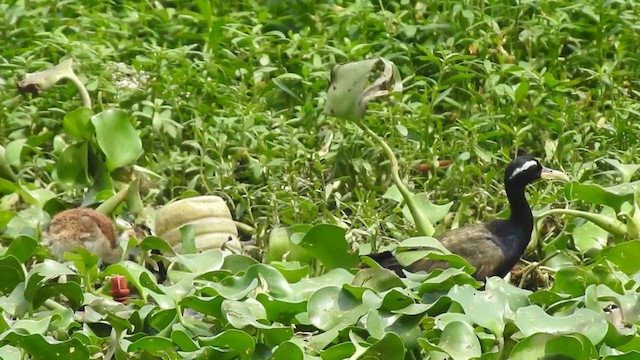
(2, 0, 640, 359)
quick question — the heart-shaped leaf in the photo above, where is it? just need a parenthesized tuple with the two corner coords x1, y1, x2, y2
(91, 108, 143, 170)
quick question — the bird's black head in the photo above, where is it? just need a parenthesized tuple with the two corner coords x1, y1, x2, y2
(505, 154, 569, 186)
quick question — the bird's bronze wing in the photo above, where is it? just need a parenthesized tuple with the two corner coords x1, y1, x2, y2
(408, 224, 506, 279)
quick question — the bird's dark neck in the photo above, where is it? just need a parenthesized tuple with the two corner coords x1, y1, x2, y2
(506, 184, 533, 245)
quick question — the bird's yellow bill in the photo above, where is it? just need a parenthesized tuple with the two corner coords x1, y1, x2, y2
(540, 167, 570, 182)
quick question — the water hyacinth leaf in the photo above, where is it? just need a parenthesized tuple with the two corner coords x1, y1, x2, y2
(127, 335, 175, 353)
(91, 108, 143, 170)
(255, 293, 307, 324)
(269, 341, 304, 360)
(485, 277, 532, 311)
(4, 139, 27, 168)
(222, 254, 260, 274)
(295, 224, 358, 270)
(289, 268, 355, 301)
(357, 332, 406, 360)
(32, 282, 84, 309)
(1, 283, 29, 317)
(320, 342, 356, 360)
(179, 224, 197, 255)
(0, 145, 18, 182)
(446, 283, 514, 337)
(180, 295, 224, 318)
(0, 345, 20, 360)
(3, 235, 37, 264)
(509, 333, 597, 360)
(514, 306, 608, 344)
(209, 264, 291, 300)
(265, 227, 291, 263)
(138, 236, 175, 255)
(56, 142, 91, 188)
(171, 328, 199, 352)
(24, 260, 76, 302)
(566, 181, 639, 211)
(268, 261, 310, 283)
(259, 327, 295, 349)
(550, 266, 587, 297)
(351, 268, 406, 292)
(175, 249, 224, 274)
(418, 268, 481, 295)
(308, 286, 368, 331)
(597, 240, 640, 275)
(221, 298, 269, 329)
(0, 332, 90, 360)
(435, 320, 482, 360)
(198, 329, 255, 360)
(401, 193, 453, 226)
(63, 107, 94, 141)
(602, 159, 640, 183)
(571, 207, 615, 253)
(324, 58, 402, 121)
(0, 256, 25, 296)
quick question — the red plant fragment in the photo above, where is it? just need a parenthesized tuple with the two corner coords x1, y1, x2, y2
(110, 275, 130, 303)
(415, 160, 454, 172)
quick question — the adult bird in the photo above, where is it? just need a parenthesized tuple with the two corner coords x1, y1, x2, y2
(368, 152, 569, 280)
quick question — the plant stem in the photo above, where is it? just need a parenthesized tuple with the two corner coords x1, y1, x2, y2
(234, 221, 256, 235)
(66, 73, 92, 109)
(44, 299, 68, 312)
(355, 119, 435, 237)
(96, 186, 130, 216)
(536, 208, 627, 238)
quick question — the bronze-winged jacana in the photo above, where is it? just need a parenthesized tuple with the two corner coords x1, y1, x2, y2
(368, 153, 569, 280)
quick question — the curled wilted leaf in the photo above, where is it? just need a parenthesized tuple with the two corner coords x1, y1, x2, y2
(324, 58, 402, 121)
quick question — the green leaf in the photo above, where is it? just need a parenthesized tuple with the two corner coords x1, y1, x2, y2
(63, 107, 94, 141)
(265, 227, 291, 263)
(139, 236, 176, 255)
(175, 249, 224, 274)
(198, 329, 256, 360)
(269, 341, 304, 360)
(221, 298, 269, 329)
(566, 181, 639, 211)
(208, 264, 291, 301)
(128, 335, 175, 353)
(598, 240, 640, 275)
(514, 306, 608, 344)
(358, 332, 406, 360)
(4, 140, 27, 168)
(295, 224, 358, 270)
(571, 207, 615, 253)
(514, 78, 530, 103)
(324, 58, 402, 121)
(4, 235, 38, 263)
(91, 108, 143, 170)
(402, 193, 454, 225)
(0, 332, 90, 360)
(438, 321, 482, 360)
(510, 333, 597, 360)
(24, 260, 76, 304)
(255, 293, 307, 324)
(307, 286, 368, 331)
(446, 279, 530, 337)
(32, 282, 84, 309)
(56, 142, 91, 188)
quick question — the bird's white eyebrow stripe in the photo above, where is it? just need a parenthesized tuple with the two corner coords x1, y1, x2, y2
(510, 160, 537, 179)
